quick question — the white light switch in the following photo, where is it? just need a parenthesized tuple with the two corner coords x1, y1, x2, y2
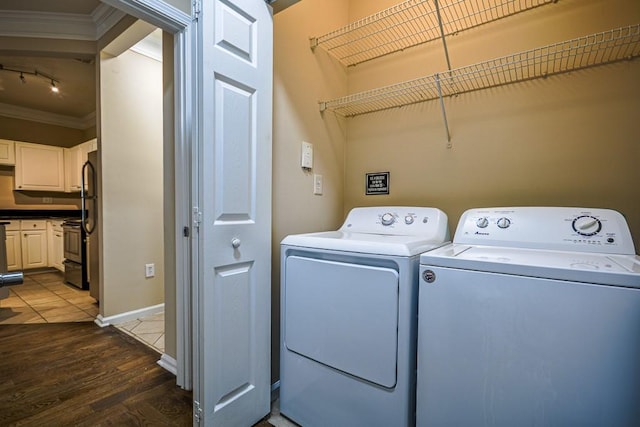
(313, 174, 323, 195)
(301, 141, 313, 169)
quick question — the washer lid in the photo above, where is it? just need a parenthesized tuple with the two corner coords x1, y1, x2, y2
(420, 244, 640, 288)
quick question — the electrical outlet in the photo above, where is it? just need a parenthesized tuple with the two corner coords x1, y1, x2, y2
(145, 263, 155, 278)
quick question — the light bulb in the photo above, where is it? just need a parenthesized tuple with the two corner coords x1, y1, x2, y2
(50, 80, 59, 93)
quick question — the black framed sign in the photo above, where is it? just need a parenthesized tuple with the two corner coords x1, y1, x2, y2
(365, 172, 390, 195)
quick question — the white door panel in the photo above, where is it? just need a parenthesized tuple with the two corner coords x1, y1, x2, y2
(196, 0, 272, 425)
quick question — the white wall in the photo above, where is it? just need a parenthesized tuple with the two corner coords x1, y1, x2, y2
(99, 48, 164, 317)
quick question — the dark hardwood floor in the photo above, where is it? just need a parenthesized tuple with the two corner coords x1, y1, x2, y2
(0, 322, 192, 426)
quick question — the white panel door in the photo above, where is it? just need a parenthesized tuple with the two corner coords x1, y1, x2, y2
(195, 0, 273, 425)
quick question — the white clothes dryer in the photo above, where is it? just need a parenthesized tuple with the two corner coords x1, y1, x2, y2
(280, 206, 450, 427)
(417, 207, 640, 427)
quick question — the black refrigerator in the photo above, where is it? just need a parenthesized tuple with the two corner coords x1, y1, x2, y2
(82, 150, 99, 301)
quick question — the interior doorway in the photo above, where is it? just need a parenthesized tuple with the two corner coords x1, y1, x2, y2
(0, 1, 191, 390)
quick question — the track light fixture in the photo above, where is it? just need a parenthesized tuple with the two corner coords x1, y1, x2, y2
(0, 63, 60, 92)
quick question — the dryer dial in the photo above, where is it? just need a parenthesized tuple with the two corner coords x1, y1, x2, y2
(381, 213, 395, 226)
(572, 215, 602, 236)
(404, 215, 414, 225)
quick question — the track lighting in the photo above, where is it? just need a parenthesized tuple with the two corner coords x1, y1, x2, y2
(0, 63, 60, 93)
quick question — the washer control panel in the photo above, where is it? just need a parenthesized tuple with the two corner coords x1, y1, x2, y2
(454, 207, 636, 255)
(339, 206, 450, 239)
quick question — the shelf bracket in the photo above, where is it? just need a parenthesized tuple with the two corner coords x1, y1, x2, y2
(434, 0, 453, 72)
(435, 73, 452, 147)
(310, 37, 318, 51)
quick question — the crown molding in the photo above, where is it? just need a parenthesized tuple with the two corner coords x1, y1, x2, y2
(92, 4, 128, 40)
(0, 5, 125, 41)
(0, 102, 95, 130)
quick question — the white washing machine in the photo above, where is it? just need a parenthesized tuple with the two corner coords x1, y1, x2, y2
(280, 206, 450, 427)
(417, 207, 640, 427)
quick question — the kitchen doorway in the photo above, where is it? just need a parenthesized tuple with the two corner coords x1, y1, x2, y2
(0, 1, 192, 390)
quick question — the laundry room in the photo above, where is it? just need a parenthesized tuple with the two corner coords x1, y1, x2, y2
(271, 0, 639, 388)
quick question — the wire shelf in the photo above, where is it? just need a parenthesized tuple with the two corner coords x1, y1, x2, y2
(320, 24, 640, 117)
(311, 0, 556, 67)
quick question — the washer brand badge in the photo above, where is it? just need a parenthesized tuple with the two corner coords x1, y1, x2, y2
(422, 270, 436, 283)
(475, 231, 490, 235)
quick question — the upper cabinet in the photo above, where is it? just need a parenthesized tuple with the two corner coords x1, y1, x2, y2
(14, 142, 65, 191)
(65, 138, 97, 192)
(0, 139, 16, 165)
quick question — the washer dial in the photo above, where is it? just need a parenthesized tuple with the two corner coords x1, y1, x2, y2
(497, 217, 511, 229)
(476, 217, 489, 228)
(381, 213, 395, 226)
(572, 215, 602, 236)
(404, 215, 414, 225)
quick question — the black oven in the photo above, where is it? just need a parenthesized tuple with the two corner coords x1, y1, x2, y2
(63, 220, 88, 289)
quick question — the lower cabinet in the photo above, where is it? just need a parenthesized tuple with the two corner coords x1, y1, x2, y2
(6, 222, 21, 271)
(21, 224, 48, 269)
(5, 220, 64, 272)
(48, 220, 64, 272)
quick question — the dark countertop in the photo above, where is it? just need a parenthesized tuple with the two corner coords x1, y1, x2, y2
(0, 210, 82, 220)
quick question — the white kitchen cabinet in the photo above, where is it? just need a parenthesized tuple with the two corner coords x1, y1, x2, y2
(5, 221, 21, 271)
(65, 138, 97, 192)
(14, 142, 65, 191)
(47, 220, 64, 272)
(0, 139, 16, 165)
(20, 220, 48, 269)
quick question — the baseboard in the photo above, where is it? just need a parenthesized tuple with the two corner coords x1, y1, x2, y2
(158, 353, 178, 375)
(93, 303, 165, 327)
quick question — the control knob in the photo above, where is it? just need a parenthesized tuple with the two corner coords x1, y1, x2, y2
(497, 217, 511, 229)
(381, 213, 395, 226)
(404, 215, 414, 225)
(476, 217, 489, 228)
(572, 215, 602, 236)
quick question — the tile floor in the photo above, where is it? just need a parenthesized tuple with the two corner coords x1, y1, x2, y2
(0, 270, 165, 354)
(113, 312, 165, 354)
(0, 271, 98, 324)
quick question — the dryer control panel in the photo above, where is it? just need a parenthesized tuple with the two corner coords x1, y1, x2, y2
(454, 207, 636, 255)
(340, 206, 450, 240)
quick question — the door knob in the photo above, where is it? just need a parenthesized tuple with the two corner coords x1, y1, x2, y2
(231, 238, 241, 249)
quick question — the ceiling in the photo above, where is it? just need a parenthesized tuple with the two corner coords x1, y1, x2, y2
(0, 0, 299, 130)
(0, 0, 113, 129)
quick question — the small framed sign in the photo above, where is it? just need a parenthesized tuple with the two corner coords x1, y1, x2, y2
(365, 172, 390, 195)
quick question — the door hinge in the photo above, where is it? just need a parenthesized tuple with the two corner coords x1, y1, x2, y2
(192, 207, 202, 231)
(194, 400, 203, 424)
(193, 0, 201, 20)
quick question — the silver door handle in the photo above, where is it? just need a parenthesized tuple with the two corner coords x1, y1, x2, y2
(231, 238, 241, 249)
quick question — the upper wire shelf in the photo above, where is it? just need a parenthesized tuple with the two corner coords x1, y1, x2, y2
(319, 24, 640, 117)
(310, 0, 556, 67)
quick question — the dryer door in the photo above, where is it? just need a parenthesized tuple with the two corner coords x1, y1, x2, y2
(284, 256, 399, 388)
